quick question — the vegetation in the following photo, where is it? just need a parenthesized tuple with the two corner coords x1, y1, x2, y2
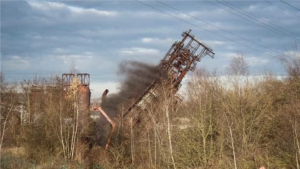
(1, 51, 300, 168)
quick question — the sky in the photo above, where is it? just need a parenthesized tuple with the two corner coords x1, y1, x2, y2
(1, 0, 300, 98)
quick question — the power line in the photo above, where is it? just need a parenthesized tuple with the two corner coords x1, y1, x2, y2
(134, 0, 282, 57)
(222, 0, 300, 39)
(281, 0, 300, 12)
(264, 0, 300, 18)
(155, 0, 282, 54)
(216, 0, 300, 43)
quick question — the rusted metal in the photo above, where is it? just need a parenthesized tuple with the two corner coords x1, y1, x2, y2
(78, 85, 91, 111)
(77, 73, 90, 86)
(62, 73, 75, 87)
(62, 73, 90, 87)
(158, 29, 214, 88)
(62, 73, 91, 111)
(123, 29, 214, 118)
(93, 105, 116, 149)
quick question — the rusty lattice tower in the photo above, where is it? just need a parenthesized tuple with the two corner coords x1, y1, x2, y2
(62, 73, 91, 111)
(123, 29, 214, 118)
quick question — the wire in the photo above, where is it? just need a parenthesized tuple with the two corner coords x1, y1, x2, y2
(281, 0, 300, 12)
(222, 0, 300, 39)
(264, 0, 300, 18)
(134, 0, 283, 57)
(207, 0, 300, 44)
(216, 0, 300, 43)
(155, 0, 283, 54)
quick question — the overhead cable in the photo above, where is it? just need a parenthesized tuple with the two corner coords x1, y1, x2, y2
(135, 0, 283, 57)
(264, 0, 300, 18)
(221, 0, 299, 40)
(216, 0, 300, 43)
(281, 0, 300, 12)
(156, 0, 286, 55)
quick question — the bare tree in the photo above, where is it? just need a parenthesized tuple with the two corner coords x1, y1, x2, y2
(226, 53, 249, 76)
(280, 45, 300, 78)
(0, 73, 17, 153)
(57, 76, 81, 161)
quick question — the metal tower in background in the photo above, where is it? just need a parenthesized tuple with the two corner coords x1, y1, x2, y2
(62, 73, 91, 111)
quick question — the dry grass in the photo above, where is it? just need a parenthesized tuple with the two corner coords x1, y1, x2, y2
(1, 147, 25, 157)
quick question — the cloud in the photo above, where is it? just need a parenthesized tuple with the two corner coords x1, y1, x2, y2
(204, 40, 225, 47)
(1, 0, 299, 83)
(55, 53, 95, 70)
(27, 1, 64, 10)
(57, 54, 86, 64)
(28, 1, 117, 17)
(68, 6, 117, 16)
(119, 47, 161, 58)
(246, 57, 269, 66)
(52, 51, 117, 74)
(3, 55, 31, 70)
(53, 48, 68, 54)
(141, 37, 174, 45)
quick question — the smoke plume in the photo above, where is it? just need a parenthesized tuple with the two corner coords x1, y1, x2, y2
(102, 61, 162, 116)
(95, 61, 162, 146)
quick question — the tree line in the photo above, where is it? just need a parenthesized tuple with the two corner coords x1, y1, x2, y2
(1, 50, 300, 168)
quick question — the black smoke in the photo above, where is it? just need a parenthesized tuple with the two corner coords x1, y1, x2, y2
(94, 61, 163, 146)
(102, 61, 162, 116)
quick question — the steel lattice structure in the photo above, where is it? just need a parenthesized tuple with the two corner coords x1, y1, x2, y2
(123, 29, 214, 118)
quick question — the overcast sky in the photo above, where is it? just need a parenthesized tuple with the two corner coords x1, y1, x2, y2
(1, 0, 300, 98)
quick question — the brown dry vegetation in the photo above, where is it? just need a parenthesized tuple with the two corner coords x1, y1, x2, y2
(1, 51, 300, 169)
